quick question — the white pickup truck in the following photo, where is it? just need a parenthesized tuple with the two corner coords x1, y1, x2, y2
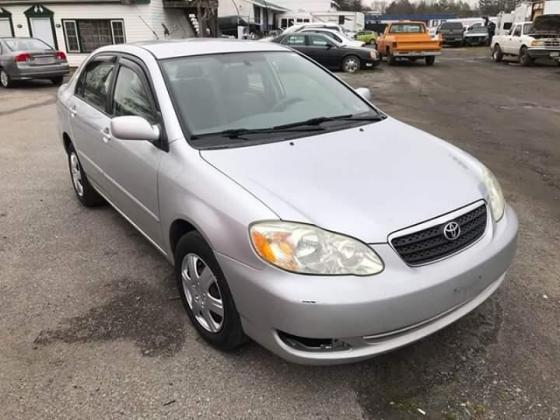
(491, 15, 560, 65)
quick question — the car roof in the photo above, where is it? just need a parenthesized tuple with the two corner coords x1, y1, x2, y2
(98, 39, 289, 60)
(391, 21, 425, 25)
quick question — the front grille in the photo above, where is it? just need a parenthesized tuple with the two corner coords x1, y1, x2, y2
(391, 204, 487, 266)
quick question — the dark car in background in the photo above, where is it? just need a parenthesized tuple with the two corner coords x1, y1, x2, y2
(272, 32, 379, 73)
(0, 37, 69, 88)
(437, 22, 465, 46)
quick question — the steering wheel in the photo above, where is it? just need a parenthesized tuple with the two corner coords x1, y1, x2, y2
(271, 97, 303, 112)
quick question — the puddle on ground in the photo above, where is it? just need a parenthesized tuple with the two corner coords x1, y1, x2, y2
(352, 296, 503, 419)
(34, 276, 187, 357)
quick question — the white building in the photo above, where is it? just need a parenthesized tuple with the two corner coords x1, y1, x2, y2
(0, 0, 199, 66)
(218, 0, 289, 34)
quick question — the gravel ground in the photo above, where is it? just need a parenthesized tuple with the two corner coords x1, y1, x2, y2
(1, 47, 559, 419)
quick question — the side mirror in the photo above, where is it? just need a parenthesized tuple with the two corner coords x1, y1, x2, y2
(355, 87, 372, 101)
(111, 116, 160, 142)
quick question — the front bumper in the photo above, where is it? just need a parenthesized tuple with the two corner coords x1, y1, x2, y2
(11, 63, 69, 80)
(527, 47, 560, 59)
(442, 35, 463, 44)
(217, 205, 518, 365)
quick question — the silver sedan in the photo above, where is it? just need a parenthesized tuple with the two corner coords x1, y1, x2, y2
(0, 37, 69, 88)
(56, 39, 517, 365)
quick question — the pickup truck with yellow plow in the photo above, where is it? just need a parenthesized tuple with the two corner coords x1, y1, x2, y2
(376, 21, 442, 66)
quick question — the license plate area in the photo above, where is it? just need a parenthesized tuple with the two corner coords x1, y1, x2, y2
(32, 57, 55, 65)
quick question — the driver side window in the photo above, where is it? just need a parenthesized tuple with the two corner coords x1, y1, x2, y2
(112, 65, 155, 123)
(309, 35, 330, 47)
(512, 25, 521, 36)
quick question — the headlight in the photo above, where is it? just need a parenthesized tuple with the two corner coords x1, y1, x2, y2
(250, 221, 384, 276)
(531, 40, 544, 47)
(481, 165, 505, 222)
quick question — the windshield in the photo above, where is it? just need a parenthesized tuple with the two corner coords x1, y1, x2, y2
(468, 26, 488, 34)
(161, 52, 378, 148)
(4, 38, 52, 51)
(441, 22, 463, 30)
(390, 24, 424, 33)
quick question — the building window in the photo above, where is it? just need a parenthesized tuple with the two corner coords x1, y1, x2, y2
(62, 19, 126, 54)
(63, 20, 80, 52)
(253, 6, 261, 25)
(111, 21, 125, 44)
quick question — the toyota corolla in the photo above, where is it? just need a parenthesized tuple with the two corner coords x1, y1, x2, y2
(56, 39, 518, 365)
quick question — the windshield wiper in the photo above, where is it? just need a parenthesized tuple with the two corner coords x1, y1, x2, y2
(192, 126, 325, 140)
(272, 113, 386, 130)
(272, 114, 353, 130)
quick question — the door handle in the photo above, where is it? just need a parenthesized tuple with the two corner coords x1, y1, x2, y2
(70, 105, 77, 118)
(101, 127, 111, 143)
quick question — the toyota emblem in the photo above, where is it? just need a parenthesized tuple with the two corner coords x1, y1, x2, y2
(443, 221, 461, 241)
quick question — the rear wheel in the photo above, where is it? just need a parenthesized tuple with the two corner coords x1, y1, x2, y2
(175, 231, 245, 351)
(519, 46, 533, 66)
(51, 76, 64, 86)
(342, 55, 361, 73)
(425, 56, 436, 66)
(0, 69, 13, 88)
(492, 44, 503, 62)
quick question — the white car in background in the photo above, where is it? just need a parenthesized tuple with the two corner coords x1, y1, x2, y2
(284, 23, 345, 34)
(300, 28, 365, 48)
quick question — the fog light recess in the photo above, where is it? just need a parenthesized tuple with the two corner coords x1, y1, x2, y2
(278, 331, 351, 352)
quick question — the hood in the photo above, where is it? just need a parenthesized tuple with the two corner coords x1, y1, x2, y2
(532, 14, 560, 33)
(200, 118, 487, 243)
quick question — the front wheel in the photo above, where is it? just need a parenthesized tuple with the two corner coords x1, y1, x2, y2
(425, 56, 436, 66)
(342, 55, 361, 73)
(387, 50, 397, 65)
(519, 47, 533, 66)
(175, 231, 246, 351)
(67, 145, 104, 207)
(0, 69, 13, 88)
(492, 45, 503, 62)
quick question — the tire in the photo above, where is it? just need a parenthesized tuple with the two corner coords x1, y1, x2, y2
(387, 50, 397, 65)
(175, 231, 245, 351)
(67, 144, 104, 207)
(342, 55, 361, 73)
(51, 76, 64, 86)
(0, 69, 13, 88)
(519, 46, 533, 66)
(425, 56, 435, 66)
(492, 44, 503, 62)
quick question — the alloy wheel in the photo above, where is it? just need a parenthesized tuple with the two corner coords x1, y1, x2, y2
(343, 57, 360, 73)
(70, 152, 84, 197)
(181, 253, 224, 333)
(0, 70, 9, 88)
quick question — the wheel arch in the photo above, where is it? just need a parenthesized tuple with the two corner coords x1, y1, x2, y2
(62, 132, 72, 154)
(169, 218, 199, 257)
